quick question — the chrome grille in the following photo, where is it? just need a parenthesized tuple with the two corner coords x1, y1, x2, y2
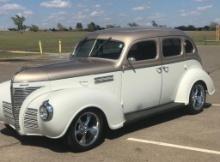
(2, 101, 15, 126)
(24, 108, 38, 129)
(12, 87, 40, 129)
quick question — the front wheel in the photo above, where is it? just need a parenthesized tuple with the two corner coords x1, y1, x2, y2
(66, 109, 105, 152)
(188, 83, 206, 114)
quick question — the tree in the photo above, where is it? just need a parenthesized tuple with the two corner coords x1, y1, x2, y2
(175, 25, 196, 31)
(87, 22, 97, 31)
(128, 22, 139, 27)
(203, 25, 210, 31)
(57, 23, 67, 31)
(209, 22, 218, 31)
(49, 28, 57, 32)
(8, 28, 17, 31)
(152, 20, 158, 27)
(106, 24, 120, 29)
(76, 22, 83, 30)
(106, 24, 115, 29)
(187, 25, 196, 31)
(11, 15, 26, 32)
(69, 27, 73, 31)
(29, 24, 39, 32)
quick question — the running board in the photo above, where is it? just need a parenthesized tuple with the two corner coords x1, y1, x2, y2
(125, 102, 185, 123)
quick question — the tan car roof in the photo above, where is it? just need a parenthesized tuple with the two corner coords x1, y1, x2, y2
(86, 27, 187, 42)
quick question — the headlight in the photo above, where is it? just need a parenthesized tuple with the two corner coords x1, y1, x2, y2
(39, 100, 53, 121)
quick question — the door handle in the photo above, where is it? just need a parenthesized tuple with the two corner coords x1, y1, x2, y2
(163, 66, 169, 72)
(156, 67, 162, 73)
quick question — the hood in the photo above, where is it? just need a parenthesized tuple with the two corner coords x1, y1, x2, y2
(13, 58, 118, 83)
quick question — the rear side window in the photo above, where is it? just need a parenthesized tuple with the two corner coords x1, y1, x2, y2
(184, 40, 194, 54)
(127, 41, 157, 61)
(163, 38, 181, 57)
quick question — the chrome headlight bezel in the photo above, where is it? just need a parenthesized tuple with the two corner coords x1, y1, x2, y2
(39, 100, 53, 121)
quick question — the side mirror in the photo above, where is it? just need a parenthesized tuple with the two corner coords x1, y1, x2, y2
(128, 57, 136, 62)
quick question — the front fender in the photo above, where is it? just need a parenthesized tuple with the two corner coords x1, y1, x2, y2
(175, 68, 215, 105)
(26, 87, 125, 138)
(0, 81, 11, 121)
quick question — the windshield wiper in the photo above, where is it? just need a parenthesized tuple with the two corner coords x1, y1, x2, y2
(90, 37, 112, 57)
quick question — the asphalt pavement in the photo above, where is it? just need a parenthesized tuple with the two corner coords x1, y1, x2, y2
(0, 45, 219, 162)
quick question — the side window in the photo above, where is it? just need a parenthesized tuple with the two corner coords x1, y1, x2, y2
(184, 40, 194, 54)
(163, 38, 181, 57)
(127, 41, 157, 61)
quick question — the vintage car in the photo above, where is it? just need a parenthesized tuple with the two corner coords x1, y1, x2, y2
(0, 28, 215, 151)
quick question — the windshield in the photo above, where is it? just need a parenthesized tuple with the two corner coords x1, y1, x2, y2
(73, 39, 124, 60)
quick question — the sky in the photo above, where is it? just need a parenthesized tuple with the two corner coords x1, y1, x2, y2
(0, 0, 220, 29)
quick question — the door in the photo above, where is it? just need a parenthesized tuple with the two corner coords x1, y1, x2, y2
(122, 39, 162, 114)
(160, 37, 186, 104)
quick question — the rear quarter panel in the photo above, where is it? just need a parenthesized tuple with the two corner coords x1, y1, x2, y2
(175, 60, 215, 104)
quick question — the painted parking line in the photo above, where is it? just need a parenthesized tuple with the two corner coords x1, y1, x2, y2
(212, 104, 220, 107)
(127, 138, 220, 155)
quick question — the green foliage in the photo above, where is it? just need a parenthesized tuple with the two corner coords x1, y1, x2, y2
(29, 25, 39, 32)
(87, 22, 97, 31)
(128, 22, 139, 27)
(11, 15, 26, 32)
(76, 22, 83, 30)
(152, 21, 158, 27)
(57, 23, 68, 31)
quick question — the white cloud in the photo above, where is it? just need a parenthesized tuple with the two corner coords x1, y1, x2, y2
(135, 16, 144, 21)
(194, 0, 211, 2)
(90, 10, 104, 17)
(148, 13, 165, 20)
(214, 18, 220, 23)
(197, 4, 213, 11)
(119, 13, 127, 17)
(0, 3, 33, 17)
(40, 0, 71, 8)
(17, 10, 33, 17)
(23, 10, 33, 16)
(104, 17, 112, 21)
(0, 0, 9, 3)
(1, 3, 24, 11)
(48, 11, 67, 21)
(95, 4, 101, 8)
(76, 4, 84, 8)
(180, 4, 213, 16)
(133, 6, 145, 11)
(72, 11, 87, 21)
(132, 5, 150, 11)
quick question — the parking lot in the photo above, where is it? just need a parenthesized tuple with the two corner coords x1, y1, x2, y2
(0, 45, 220, 162)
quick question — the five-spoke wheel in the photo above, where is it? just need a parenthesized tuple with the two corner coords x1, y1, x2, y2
(188, 83, 206, 114)
(66, 109, 105, 152)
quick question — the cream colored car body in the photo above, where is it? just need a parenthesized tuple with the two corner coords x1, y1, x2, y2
(0, 28, 215, 139)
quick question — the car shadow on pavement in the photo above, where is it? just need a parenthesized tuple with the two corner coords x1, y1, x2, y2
(0, 127, 70, 153)
(106, 103, 212, 140)
(0, 103, 212, 152)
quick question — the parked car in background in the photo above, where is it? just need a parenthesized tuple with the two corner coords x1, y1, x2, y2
(0, 28, 215, 151)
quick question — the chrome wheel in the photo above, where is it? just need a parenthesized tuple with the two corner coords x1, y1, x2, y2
(74, 112, 100, 147)
(191, 84, 205, 110)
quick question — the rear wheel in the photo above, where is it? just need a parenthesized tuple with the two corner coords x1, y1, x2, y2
(66, 109, 105, 152)
(188, 83, 206, 114)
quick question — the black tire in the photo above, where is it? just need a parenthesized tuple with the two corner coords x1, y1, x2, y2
(66, 109, 105, 152)
(188, 83, 206, 114)
(4, 124, 17, 134)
